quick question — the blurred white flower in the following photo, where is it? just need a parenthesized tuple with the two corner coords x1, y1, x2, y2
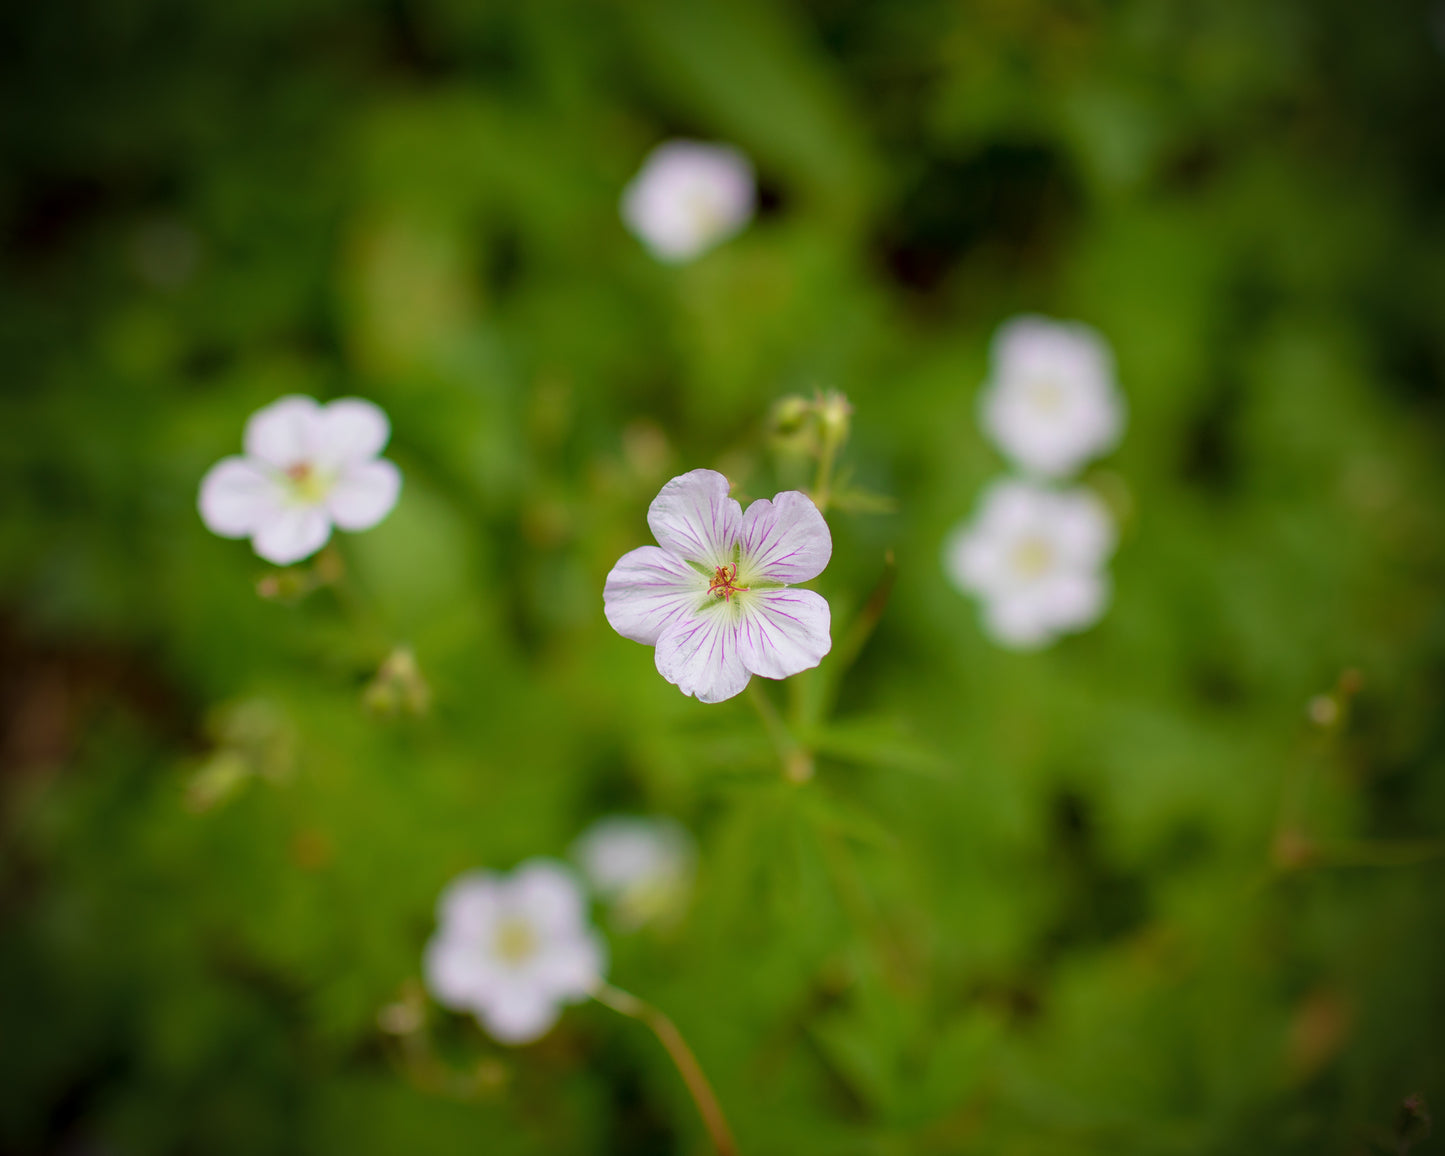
(198, 395, 401, 566)
(423, 859, 606, 1046)
(621, 140, 756, 263)
(979, 315, 1125, 479)
(573, 815, 695, 930)
(944, 478, 1116, 649)
(604, 468, 832, 704)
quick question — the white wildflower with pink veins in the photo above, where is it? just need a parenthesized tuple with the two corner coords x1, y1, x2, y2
(198, 394, 401, 566)
(604, 469, 833, 704)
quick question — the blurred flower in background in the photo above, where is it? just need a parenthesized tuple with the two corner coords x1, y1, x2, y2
(604, 469, 832, 703)
(979, 316, 1125, 479)
(621, 140, 756, 263)
(198, 395, 402, 565)
(573, 815, 695, 930)
(944, 479, 1116, 649)
(423, 860, 605, 1045)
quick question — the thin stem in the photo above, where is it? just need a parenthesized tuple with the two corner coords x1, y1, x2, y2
(593, 982, 740, 1156)
(810, 435, 839, 514)
(746, 681, 813, 782)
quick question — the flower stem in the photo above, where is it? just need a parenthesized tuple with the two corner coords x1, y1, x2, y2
(592, 982, 740, 1156)
(810, 435, 840, 515)
(746, 681, 814, 782)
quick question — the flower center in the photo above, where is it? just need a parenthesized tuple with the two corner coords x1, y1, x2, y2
(1027, 378, 1067, 414)
(1010, 537, 1055, 579)
(492, 917, 539, 965)
(708, 562, 748, 602)
(284, 461, 330, 504)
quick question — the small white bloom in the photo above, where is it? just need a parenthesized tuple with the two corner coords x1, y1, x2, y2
(423, 859, 606, 1046)
(573, 815, 695, 930)
(944, 478, 1116, 650)
(979, 315, 1125, 479)
(621, 140, 756, 263)
(198, 395, 401, 566)
(604, 469, 832, 704)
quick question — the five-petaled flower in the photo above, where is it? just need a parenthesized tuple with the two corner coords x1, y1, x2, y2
(979, 315, 1125, 479)
(423, 859, 606, 1046)
(604, 469, 832, 704)
(199, 395, 402, 566)
(621, 140, 756, 264)
(944, 479, 1116, 650)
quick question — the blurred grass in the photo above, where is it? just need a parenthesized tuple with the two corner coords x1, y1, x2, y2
(2, 1, 1445, 1154)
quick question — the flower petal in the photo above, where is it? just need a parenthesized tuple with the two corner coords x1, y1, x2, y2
(436, 870, 502, 936)
(982, 593, 1056, 650)
(736, 588, 831, 680)
(327, 459, 402, 531)
(314, 398, 391, 467)
(1039, 570, 1110, 632)
(479, 986, 561, 1045)
(243, 395, 323, 469)
(198, 456, 284, 538)
(531, 932, 606, 997)
(646, 469, 741, 569)
(506, 860, 587, 939)
(737, 490, 832, 584)
(424, 935, 491, 1010)
(1049, 490, 1116, 567)
(653, 604, 751, 703)
(251, 505, 332, 565)
(603, 545, 709, 646)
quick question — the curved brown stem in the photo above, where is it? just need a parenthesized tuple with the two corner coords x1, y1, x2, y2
(593, 982, 739, 1156)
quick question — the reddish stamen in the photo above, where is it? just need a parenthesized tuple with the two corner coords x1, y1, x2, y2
(708, 562, 747, 602)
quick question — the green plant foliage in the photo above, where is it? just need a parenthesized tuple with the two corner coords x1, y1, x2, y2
(2, 1, 1443, 1153)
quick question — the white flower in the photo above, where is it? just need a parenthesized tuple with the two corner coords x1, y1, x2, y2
(198, 395, 401, 566)
(979, 315, 1125, 479)
(423, 859, 606, 1046)
(604, 469, 832, 704)
(621, 140, 756, 263)
(944, 478, 1116, 650)
(573, 815, 695, 930)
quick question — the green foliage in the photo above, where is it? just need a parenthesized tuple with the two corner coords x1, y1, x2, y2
(2, 1, 1444, 1153)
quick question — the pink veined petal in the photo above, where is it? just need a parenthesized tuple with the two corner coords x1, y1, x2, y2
(198, 456, 284, 538)
(603, 545, 709, 646)
(327, 459, 402, 531)
(646, 469, 742, 570)
(506, 860, 587, 939)
(736, 589, 832, 681)
(243, 395, 323, 469)
(251, 504, 332, 565)
(737, 490, 832, 584)
(479, 985, 562, 1046)
(314, 398, 391, 468)
(653, 605, 752, 704)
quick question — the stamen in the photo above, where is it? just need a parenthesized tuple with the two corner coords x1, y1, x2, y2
(708, 562, 748, 602)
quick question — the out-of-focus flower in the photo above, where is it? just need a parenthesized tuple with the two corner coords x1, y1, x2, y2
(199, 395, 401, 565)
(621, 141, 756, 263)
(604, 469, 832, 703)
(979, 316, 1124, 479)
(573, 815, 695, 930)
(423, 860, 605, 1045)
(944, 478, 1116, 649)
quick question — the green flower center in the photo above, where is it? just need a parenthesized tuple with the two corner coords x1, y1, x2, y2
(492, 917, 538, 965)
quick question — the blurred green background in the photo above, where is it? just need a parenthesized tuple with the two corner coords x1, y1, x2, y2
(3, 1, 1444, 1153)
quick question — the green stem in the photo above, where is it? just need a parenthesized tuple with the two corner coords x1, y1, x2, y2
(593, 983, 740, 1156)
